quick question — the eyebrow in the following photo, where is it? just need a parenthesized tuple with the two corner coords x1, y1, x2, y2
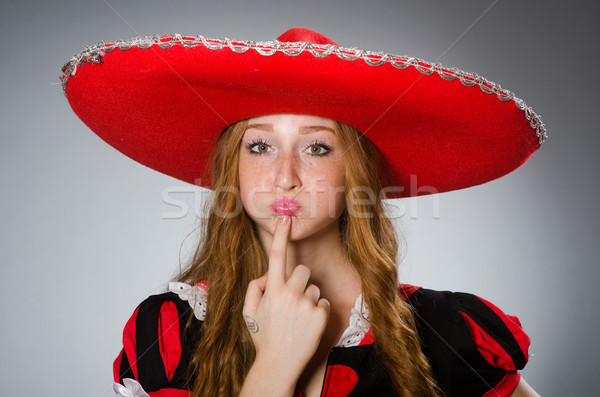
(246, 123, 336, 135)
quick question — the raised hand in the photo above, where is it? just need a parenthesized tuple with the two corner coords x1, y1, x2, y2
(242, 215, 330, 381)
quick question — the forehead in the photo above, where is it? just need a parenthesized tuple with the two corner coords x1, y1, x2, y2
(245, 114, 336, 132)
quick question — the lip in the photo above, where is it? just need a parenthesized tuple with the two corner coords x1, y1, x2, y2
(271, 197, 302, 216)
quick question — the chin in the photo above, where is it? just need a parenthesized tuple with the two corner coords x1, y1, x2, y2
(290, 216, 340, 241)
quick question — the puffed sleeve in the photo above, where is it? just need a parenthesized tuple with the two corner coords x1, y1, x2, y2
(113, 291, 203, 397)
(403, 287, 531, 397)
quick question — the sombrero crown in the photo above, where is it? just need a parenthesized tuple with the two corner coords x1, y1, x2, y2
(61, 28, 546, 197)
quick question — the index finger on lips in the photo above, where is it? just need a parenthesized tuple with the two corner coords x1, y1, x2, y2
(267, 215, 291, 286)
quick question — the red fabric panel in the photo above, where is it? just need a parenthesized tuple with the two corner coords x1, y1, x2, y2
(321, 365, 359, 397)
(293, 383, 303, 397)
(474, 295, 530, 364)
(461, 311, 516, 371)
(148, 388, 191, 397)
(113, 350, 123, 382)
(398, 284, 422, 300)
(157, 301, 182, 382)
(359, 328, 374, 346)
(196, 280, 209, 292)
(293, 365, 359, 397)
(115, 306, 140, 381)
(482, 371, 521, 397)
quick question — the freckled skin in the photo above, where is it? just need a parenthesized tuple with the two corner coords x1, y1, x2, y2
(238, 114, 346, 243)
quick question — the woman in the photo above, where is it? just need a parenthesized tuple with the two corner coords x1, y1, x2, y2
(61, 28, 544, 397)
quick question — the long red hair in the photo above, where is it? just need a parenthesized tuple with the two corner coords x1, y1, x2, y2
(177, 119, 440, 396)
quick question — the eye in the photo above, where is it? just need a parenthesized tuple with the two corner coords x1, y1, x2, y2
(244, 139, 332, 157)
(245, 138, 272, 155)
(305, 140, 332, 156)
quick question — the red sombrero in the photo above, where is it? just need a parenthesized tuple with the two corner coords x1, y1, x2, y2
(61, 28, 546, 198)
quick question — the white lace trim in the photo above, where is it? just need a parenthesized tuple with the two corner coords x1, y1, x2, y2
(336, 293, 371, 347)
(60, 34, 547, 144)
(168, 281, 207, 321)
(114, 378, 149, 397)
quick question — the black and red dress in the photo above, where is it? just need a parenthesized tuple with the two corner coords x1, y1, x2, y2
(113, 282, 531, 397)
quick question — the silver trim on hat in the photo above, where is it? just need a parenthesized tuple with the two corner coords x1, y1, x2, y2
(60, 34, 547, 144)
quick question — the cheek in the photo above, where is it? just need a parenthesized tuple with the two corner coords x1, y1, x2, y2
(321, 161, 345, 189)
(330, 164, 347, 209)
(239, 160, 271, 211)
(309, 165, 346, 210)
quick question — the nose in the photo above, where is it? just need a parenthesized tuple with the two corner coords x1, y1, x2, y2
(274, 153, 301, 192)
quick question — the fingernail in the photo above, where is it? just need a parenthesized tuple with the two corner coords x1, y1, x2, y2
(279, 215, 289, 224)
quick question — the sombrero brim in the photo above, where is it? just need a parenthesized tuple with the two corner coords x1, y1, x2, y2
(61, 28, 546, 198)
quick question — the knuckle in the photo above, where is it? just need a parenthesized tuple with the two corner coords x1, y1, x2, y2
(318, 299, 330, 312)
(284, 286, 300, 300)
(305, 284, 319, 298)
(288, 289, 307, 307)
(294, 264, 311, 277)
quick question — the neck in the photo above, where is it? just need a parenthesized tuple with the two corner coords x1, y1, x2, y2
(258, 219, 362, 303)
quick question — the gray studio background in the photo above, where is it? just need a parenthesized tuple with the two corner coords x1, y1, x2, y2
(1, 0, 597, 396)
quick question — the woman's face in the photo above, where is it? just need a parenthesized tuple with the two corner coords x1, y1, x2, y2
(238, 114, 346, 241)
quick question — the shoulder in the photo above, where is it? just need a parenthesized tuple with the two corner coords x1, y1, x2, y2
(114, 283, 206, 394)
(398, 284, 531, 397)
